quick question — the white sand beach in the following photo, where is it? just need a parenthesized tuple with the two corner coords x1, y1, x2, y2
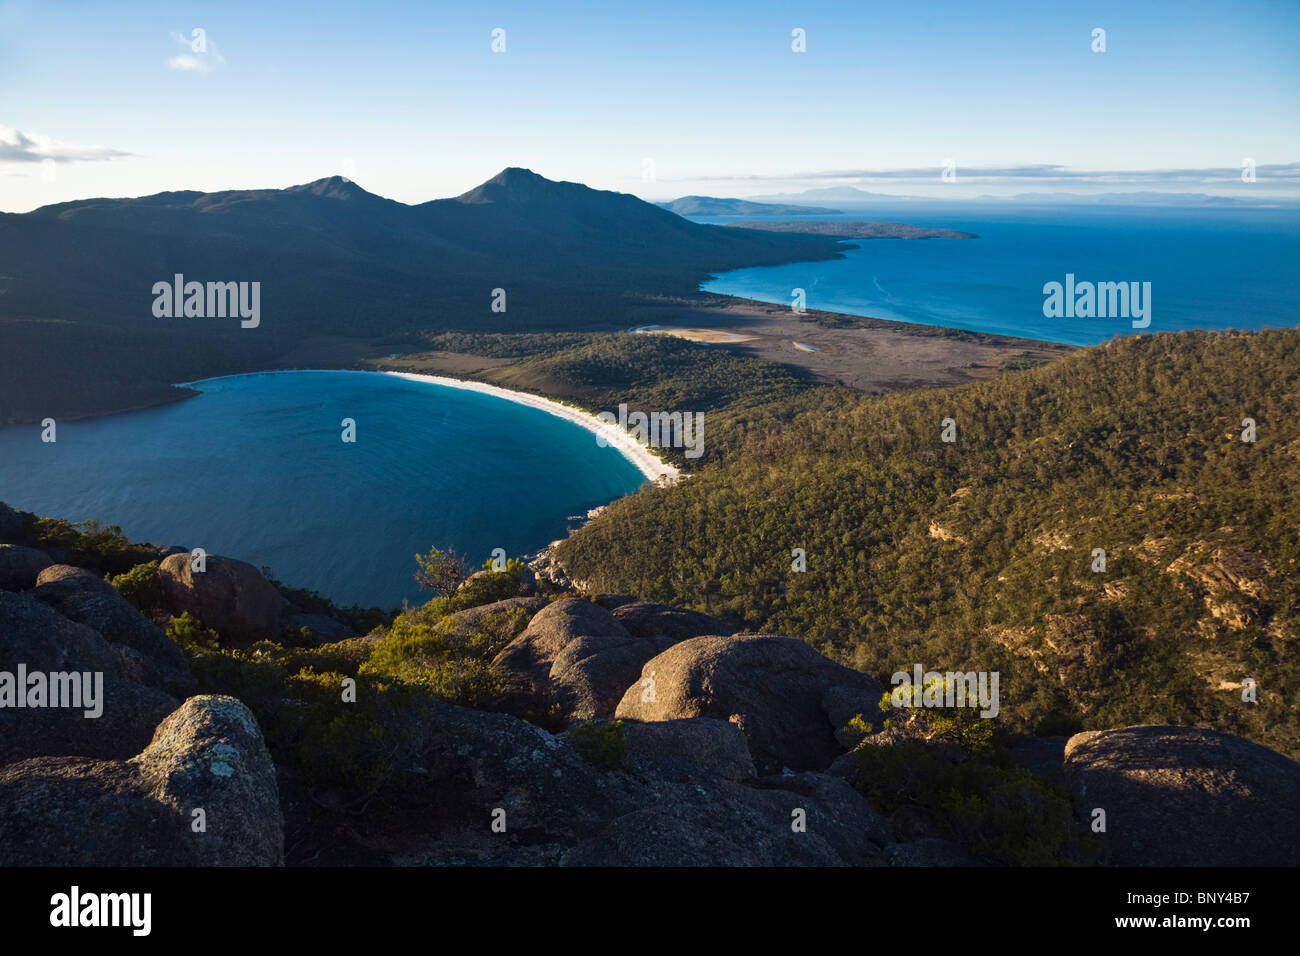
(382, 371, 681, 484)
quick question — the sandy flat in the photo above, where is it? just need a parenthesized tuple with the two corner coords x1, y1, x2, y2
(630, 298, 1074, 393)
(634, 326, 759, 344)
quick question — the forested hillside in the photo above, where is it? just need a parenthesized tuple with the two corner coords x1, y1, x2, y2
(556, 329, 1300, 757)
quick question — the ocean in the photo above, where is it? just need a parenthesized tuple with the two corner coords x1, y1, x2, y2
(0, 370, 646, 610)
(697, 205, 1300, 345)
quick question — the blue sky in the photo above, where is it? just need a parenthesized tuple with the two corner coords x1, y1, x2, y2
(2, 0, 1298, 210)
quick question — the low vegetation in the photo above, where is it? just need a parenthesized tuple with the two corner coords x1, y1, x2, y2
(569, 719, 632, 771)
(179, 569, 532, 805)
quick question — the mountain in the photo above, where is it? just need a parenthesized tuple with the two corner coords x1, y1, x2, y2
(0, 168, 845, 423)
(655, 196, 840, 216)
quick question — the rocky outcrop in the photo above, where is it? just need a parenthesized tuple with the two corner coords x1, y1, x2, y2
(34, 564, 92, 587)
(620, 717, 755, 782)
(0, 544, 53, 591)
(491, 598, 662, 722)
(887, 838, 984, 867)
(131, 696, 283, 865)
(158, 552, 284, 640)
(559, 772, 888, 867)
(611, 601, 736, 645)
(33, 566, 192, 697)
(1062, 725, 1300, 866)
(0, 696, 282, 866)
(0, 591, 179, 765)
(337, 696, 888, 867)
(615, 634, 886, 774)
(750, 770, 893, 852)
(447, 596, 549, 633)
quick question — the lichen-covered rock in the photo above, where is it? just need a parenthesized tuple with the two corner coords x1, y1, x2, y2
(887, 837, 984, 867)
(368, 696, 888, 867)
(0, 757, 191, 865)
(0, 696, 283, 866)
(0, 544, 53, 591)
(492, 597, 660, 722)
(560, 772, 889, 867)
(751, 770, 893, 853)
(158, 552, 284, 640)
(616, 634, 886, 774)
(34, 568, 192, 697)
(1062, 725, 1300, 866)
(35, 564, 95, 587)
(621, 717, 755, 782)
(0, 591, 178, 765)
(131, 695, 283, 866)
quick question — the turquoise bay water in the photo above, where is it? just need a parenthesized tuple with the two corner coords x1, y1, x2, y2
(0, 371, 646, 610)
(699, 206, 1300, 345)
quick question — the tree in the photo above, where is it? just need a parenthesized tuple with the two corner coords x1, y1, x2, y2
(413, 546, 470, 596)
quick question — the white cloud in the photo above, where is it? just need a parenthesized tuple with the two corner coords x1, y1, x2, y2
(167, 30, 225, 73)
(0, 125, 131, 164)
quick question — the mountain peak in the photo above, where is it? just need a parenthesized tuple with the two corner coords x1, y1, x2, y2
(287, 175, 377, 201)
(491, 166, 547, 185)
(455, 167, 569, 204)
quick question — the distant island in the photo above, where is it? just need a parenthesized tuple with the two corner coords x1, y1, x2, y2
(727, 220, 978, 239)
(657, 196, 841, 216)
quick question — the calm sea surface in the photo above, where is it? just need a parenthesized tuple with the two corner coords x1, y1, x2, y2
(0, 370, 646, 610)
(699, 205, 1300, 345)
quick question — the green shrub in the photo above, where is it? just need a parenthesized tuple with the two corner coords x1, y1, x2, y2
(190, 644, 439, 805)
(569, 719, 631, 771)
(878, 682, 996, 755)
(482, 554, 531, 575)
(107, 560, 165, 612)
(453, 571, 525, 608)
(358, 599, 529, 709)
(24, 515, 156, 575)
(413, 546, 470, 596)
(852, 739, 1100, 866)
(165, 611, 221, 654)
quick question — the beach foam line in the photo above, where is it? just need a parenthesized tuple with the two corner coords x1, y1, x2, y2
(381, 371, 680, 485)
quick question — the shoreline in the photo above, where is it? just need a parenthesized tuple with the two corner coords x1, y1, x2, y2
(179, 367, 681, 484)
(3, 293, 1079, 427)
(381, 371, 681, 485)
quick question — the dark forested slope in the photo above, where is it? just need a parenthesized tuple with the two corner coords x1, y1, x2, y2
(556, 329, 1300, 756)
